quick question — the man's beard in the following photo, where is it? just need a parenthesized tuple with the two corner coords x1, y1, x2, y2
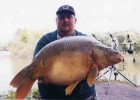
(61, 22, 71, 32)
(61, 26, 70, 33)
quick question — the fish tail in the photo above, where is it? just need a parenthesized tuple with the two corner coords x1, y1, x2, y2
(15, 77, 35, 99)
(10, 66, 36, 99)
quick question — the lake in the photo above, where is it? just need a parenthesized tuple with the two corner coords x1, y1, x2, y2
(0, 51, 37, 94)
(0, 51, 140, 94)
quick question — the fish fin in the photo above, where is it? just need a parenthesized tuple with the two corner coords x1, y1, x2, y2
(10, 67, 28, 88)
(15, 77, 35, 99)
(87, 67, 98, 87)
(10, 66, 36, 99)
(65, 81, 79, 95)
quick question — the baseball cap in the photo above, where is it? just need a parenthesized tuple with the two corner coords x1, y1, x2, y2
(56, 5, 75, 15)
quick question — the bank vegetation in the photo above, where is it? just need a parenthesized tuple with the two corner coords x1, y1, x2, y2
(7, 28, 140, 58)
(8, 28, 44, 58)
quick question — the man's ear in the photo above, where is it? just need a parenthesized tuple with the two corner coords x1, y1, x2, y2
(75, 17, 77, 24)
(56, 18, 58, 24)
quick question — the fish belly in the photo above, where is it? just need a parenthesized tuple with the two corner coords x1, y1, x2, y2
(46, 53, 91, 85)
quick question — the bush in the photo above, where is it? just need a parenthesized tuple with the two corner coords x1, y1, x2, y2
(8, 28, 44, 58)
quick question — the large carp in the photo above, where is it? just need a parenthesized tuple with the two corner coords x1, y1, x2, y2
(10, 36, 123, 99)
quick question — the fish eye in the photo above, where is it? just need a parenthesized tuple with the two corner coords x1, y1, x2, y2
(114, 50, 119, 55)
(108, 48, 118, 55)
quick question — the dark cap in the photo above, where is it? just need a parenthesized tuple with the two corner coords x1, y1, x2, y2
(56, 5, 75, 15)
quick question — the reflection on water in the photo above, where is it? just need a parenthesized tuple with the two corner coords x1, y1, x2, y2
(0, 51, 140, 94)
(0, 52, 14, 94)
(0, 51, 33, 94)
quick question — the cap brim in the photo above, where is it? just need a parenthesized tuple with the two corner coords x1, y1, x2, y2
(56, 10, 75, 15)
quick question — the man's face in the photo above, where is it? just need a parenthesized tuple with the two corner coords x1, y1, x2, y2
(56, 12, 77, 35)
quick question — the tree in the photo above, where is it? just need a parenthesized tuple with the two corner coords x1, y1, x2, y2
(8, 28, 44, 58)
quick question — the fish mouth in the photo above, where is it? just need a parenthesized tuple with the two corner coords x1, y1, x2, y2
(117, 53, 124, 62)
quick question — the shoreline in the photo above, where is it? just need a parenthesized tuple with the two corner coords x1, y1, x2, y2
(96, 81, 140, 100)
(1, 81, 140, 99)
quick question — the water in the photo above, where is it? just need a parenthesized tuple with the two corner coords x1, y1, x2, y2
(0, 51, 36, 94)
(0, 51, 140, 94)
(0, 51, 14, 94)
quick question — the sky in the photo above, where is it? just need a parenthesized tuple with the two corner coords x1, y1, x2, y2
(0, 0, 140, 42)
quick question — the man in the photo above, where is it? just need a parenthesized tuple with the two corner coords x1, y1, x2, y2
(33, 5, 97, 100)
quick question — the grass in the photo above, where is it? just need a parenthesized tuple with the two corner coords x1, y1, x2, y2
(0, 88, 39, 99)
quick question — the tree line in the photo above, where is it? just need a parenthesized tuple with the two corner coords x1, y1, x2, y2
(91, 30, 140, 54)
(2, 28, 140, 58)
